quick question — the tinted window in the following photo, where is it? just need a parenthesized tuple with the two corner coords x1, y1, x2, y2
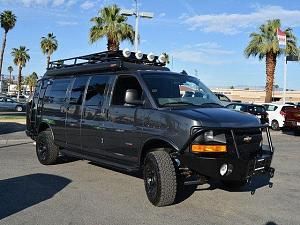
(218, 94, 231, 102)
(70, 77, 89, 105)
(263, 104, 278, 111)
(227, 104, 235, 109)
(85, 75, 110, 106)
(112, 76, 142, 106)
(234, 105, 247, 111)
(248, 105, 265, 113)
(45, 79, 70, 104)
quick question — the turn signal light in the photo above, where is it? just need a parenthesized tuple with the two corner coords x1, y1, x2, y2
(191, 144, 227, 153)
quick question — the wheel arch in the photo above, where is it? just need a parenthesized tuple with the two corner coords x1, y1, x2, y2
(38, 122, 54, 139)
(139, 138, 179, 168)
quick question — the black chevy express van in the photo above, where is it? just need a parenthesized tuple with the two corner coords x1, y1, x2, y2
(26, 50, 275, 206)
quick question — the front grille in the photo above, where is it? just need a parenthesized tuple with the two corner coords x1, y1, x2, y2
(226, 128, 262, 159)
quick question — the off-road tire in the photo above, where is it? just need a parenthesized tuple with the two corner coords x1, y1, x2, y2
(221, 180, 247, 189)
(36, 129, 59, 165)
(271, 120, 280, 131)
(143, 151, 177, 206)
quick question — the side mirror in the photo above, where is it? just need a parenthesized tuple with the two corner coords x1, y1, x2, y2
(125, 89, 144, 105)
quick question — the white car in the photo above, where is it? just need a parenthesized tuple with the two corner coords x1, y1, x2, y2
(262, 103, 296, 130)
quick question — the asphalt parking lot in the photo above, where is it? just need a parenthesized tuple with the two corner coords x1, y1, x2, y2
(0, 123, 299, 225)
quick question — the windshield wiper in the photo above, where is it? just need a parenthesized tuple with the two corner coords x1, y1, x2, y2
(161, 102, 198, 107)
(200, 102, 223, 108)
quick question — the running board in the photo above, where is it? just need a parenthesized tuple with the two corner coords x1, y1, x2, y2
(60, 149, 140, 173)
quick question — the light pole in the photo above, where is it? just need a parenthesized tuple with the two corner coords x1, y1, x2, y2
(121, 0, 154, 52)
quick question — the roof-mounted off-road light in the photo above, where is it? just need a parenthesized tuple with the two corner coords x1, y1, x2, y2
(135, 51, 143, 60)
(122, 48, 131, 58)
(147, 52, 155, 62)
(158, 54, 166, 63)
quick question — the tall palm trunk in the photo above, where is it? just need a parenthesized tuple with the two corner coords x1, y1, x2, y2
(265, 52, 277, 103)
(9, 71, 12, 83)
(0, 31, 7, 76)
(17, 65, 22, 98)
(107, 39, 119, 51)
(47, 54, 50, 68)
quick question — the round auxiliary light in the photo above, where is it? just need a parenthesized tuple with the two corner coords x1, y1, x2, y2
(220, 163, 228, 176)
(158, 54, 166, 63)
(135, 51, 143, 60)
(147, 52, 155, 62)
(122, 48, 131, 58)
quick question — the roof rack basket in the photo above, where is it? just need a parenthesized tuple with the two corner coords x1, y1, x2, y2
(48, 50, 166, 70)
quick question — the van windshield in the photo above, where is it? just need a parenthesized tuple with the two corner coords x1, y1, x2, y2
(142, 73, 222, 108)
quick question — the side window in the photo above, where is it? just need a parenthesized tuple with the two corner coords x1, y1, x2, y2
(85, 75, 110, 106)
(0, 98, 4, 102)
(111, 76, 142, 106)
(70, 77, 89, 105)
(227, 104, 234, 109)
(45, 79, 70, 104)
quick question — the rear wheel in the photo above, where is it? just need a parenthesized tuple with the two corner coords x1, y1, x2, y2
(271, 120, 280, 130)
(36, 129, 59, 165)
(143, 151, 177, 206)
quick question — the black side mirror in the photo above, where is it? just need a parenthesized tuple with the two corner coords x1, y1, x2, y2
(125, 89, 144, 105)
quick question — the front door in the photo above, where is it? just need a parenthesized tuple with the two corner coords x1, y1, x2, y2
(65, 76, 89, 151)
(105, 75, 144, 165)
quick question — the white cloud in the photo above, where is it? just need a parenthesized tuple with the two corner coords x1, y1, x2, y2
(171, 42, 234, 65)
(80, 1, 95, 10)
(10, 0, 76, 7)
(158, 13, 166, 18)
(183, 6, 300, 34)
(52, 0, 65, 7)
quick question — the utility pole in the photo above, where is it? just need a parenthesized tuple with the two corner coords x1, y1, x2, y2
(121, 0, 154, 52)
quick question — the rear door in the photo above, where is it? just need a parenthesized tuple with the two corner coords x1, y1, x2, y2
(65, 76, 89, 151)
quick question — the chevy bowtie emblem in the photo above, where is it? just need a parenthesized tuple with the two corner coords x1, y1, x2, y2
(243, 136, 252, 143)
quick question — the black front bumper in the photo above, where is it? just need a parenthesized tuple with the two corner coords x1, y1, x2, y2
(179, 150, 274, 181)
(179, 125, 275, 181)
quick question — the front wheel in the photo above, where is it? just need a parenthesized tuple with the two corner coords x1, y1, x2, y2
(143, 151, 177, 207)
(36, 129, 59, 165)
(15, 105, 23, 112)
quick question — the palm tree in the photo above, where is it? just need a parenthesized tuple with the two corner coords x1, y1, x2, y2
(25, 72, 38, 93)
(245, 19, 298, 102)
(11, 46, 30, 98)
(41, 33, 58, 68)
(90, 4, 135, 51)
(7, 65, 13, 82)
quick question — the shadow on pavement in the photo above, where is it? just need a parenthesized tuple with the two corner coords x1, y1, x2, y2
(0, 122, 26, 135)
(0, 173, 71, 220)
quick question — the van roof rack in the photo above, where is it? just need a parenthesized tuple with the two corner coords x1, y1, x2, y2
(48, 50, 166, 70)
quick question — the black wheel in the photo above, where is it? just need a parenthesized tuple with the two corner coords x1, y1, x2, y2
(36, 129, 59, 165)
(15, 105, 23, 112)
(271, 120, 280, 130)
(143, 151, 177, 206)
(295, 130, 300, 136)
(221, 180, 247, 189)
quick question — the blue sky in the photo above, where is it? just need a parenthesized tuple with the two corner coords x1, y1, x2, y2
(1, 0, 300, 89)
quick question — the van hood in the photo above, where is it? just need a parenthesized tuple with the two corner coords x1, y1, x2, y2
(168, 107, 261, 128)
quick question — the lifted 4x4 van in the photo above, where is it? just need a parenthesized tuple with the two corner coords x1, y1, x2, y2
(26, 50, 275, 206)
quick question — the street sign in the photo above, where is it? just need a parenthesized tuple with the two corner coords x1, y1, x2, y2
(286, 55, 299, 62)
(277, 28, 286, 48)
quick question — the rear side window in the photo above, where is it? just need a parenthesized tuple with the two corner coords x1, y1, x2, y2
(264, 105, 278, 111)
(70, 77, 89, 105)
(85, 75, 110, 106)
(45, 78, 70, 104)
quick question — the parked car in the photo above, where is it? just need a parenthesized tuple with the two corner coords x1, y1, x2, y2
(283, 106, 300, 135)
(0, 97, 25, 112)
(26, 50, 275, 206)
(262, 103, 296, 130)
(226, 103, 268, 124)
